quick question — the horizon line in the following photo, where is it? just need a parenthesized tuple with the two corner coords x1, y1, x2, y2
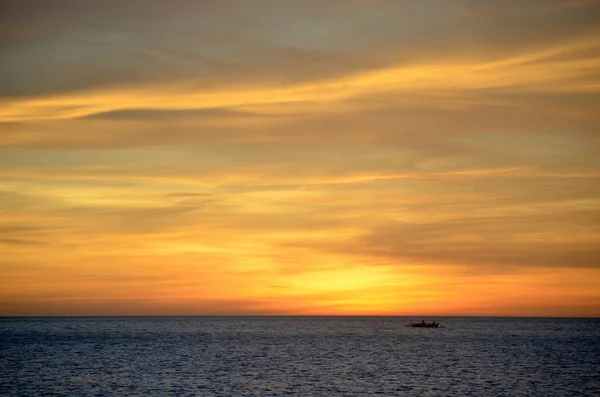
(2, 314, 599, 319)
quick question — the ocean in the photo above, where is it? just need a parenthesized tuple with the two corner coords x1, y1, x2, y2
(1, 316, 599, 396)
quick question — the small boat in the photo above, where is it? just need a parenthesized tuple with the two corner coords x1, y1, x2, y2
(408, 321, 442, 328)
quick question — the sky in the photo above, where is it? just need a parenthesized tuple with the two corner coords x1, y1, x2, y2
(1, 0, 599, 317)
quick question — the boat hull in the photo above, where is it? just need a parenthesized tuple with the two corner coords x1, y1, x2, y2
(409, 323, 440, 328)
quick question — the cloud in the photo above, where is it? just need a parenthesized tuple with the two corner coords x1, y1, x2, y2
(293, 202, 600, 271)
(0, 237, 46, 246)
(1, 0, 598, 127)
(1, 0, 599, 316)
(3, 35, 598, 125)
(0, 222, 62, 247)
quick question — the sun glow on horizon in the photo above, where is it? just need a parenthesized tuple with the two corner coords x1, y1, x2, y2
(1, 0, 599, 317)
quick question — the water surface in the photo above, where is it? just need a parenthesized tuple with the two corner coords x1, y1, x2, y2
(1, 317, 599, 396)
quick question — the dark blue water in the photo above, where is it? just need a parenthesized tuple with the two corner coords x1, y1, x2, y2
(1, 317, 599, 396)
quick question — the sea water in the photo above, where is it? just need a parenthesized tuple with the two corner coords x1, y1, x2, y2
(1, 317, 599, 396)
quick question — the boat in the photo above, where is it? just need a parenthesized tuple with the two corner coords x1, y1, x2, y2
(408, 321, 442, 328)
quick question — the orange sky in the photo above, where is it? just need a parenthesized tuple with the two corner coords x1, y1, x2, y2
(1, 0, 599, 317)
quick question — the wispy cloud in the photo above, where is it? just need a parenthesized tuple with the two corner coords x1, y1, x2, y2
(1, 0, 599, 316)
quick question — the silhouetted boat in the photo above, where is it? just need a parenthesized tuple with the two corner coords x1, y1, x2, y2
(408, 321, 442, 328)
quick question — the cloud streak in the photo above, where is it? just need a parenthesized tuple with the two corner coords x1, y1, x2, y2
(1, 0, 599, 316)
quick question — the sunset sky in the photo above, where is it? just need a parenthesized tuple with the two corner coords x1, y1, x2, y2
(1, 0, 599, 317)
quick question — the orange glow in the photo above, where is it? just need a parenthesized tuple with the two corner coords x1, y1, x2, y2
(1, 1, 599, 317)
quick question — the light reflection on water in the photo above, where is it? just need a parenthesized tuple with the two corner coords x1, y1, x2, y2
(1, 317, 599, 396)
